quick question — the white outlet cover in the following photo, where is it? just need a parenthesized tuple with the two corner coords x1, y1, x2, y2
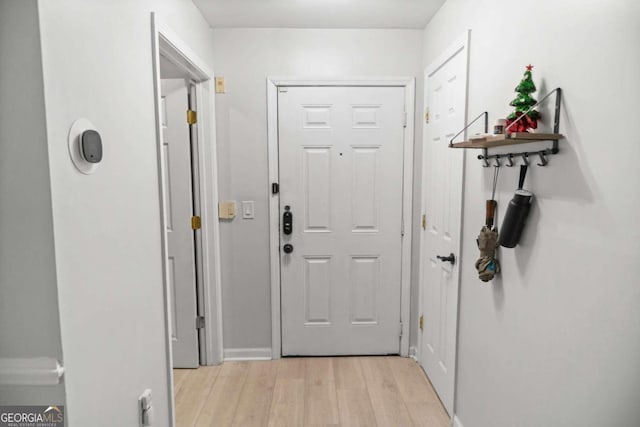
(68, 118, 100, 174)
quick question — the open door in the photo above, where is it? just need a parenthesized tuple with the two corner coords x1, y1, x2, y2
(161, 77, 199, 368)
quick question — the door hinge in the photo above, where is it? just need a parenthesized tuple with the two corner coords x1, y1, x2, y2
(419, 315, 424, 331)
(187, 109, 197, 125)
(272, 182, 279, 194)
(278, 87, 288, 93)
(422, 214, 427, 230)
(196, 316, 205, 329)
(401, 218, 405, 237)
(399, 322, 404, 338)
(191, 215, 201, 230)
(425, 108, 430, 124)
(403, 111, 408, 128)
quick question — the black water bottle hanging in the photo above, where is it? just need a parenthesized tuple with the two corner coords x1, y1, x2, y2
(499, 165, 533, 248)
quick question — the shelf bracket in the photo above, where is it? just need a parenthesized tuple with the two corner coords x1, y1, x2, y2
(505, 88, 562, 136)
(552, 87, 563, 154)
(449, 111, 488, 146)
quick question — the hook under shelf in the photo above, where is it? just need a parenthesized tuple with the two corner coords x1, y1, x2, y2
(478, 148, 557, 167)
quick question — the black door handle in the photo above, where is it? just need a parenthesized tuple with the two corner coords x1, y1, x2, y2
(283, 244, 294, 254)
(436, 253, 456, 265)
(283, 205, 293, 235)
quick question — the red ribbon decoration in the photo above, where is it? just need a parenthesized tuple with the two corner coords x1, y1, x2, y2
(506, 112, 538, 133)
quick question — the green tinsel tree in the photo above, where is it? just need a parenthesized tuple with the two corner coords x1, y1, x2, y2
(506, 64, 540, 132)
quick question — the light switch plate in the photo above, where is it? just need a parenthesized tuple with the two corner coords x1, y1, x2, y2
(241, 201, 255, 219)
(139, 389, 153, 426)
(215, 77, 225, 93)
(218, 201, 236, 219)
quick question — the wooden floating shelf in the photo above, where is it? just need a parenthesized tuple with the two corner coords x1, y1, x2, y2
(450, 132, 564, 149)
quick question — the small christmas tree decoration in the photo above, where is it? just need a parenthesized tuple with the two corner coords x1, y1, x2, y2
(506, 64, 540, 133)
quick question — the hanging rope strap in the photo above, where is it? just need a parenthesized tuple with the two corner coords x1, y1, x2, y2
(518, 165, 528, 190)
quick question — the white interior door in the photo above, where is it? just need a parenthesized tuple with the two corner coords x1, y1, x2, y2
(279, 86, 406, 356)
(420, 36, 468, 414)
(161, 78, 199, 368)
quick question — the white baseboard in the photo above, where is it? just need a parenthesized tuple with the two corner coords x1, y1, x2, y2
(453, 415, 464, 427)
(223, 347, 272, 361)
(408, 345, 418, 362)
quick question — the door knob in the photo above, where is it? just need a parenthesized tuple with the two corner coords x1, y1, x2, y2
(436, 253, 455, 264)
(283, 244, 294, 254)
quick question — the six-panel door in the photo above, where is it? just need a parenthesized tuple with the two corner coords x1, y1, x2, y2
(278, 86, 406, 356)
(421, 47, 466, 414)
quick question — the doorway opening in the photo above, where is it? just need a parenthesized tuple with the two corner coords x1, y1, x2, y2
(151, 13, 224, 424)
(159, 62, 202, 368)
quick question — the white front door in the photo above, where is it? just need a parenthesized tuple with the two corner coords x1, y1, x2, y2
(278, 86, 406, 356)
(161, 78, 199, 368)
(419, 35, 468, 414)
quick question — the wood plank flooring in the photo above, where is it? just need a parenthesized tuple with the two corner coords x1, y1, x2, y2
(174, 356, 449, 427)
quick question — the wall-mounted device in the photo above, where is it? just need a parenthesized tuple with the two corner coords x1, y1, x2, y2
(282, 205, 293, 235)
(68, 118, 102, 174)
(218, 201, 236, 219)
(79, 130, 102, 163)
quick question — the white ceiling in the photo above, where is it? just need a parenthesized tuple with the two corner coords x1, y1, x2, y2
(192, 0, 446, 29)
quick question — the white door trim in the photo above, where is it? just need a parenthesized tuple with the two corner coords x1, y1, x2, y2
(267, 77, 415, 359)
(417, 30, 470, 418)
(151, 13, 224, 425)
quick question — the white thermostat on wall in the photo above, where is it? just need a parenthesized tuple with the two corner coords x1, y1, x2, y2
(68, 118, 102, 174)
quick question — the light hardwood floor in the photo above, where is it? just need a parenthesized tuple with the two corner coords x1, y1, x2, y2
(173, 356, 449, 427)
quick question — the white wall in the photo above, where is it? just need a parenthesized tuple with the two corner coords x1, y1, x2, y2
(35, 0, 213, 425)
(0, 0, 64, 406)
(211, 28, 424, 352)
(422, 0, 640, 426)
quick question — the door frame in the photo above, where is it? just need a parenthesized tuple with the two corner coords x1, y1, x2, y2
(417, 30, 470, 416)
(151, 13, 224, 423)
(267, 77, 416, 359)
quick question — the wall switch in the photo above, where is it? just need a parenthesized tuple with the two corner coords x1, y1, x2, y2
(142, 406, 154, 426)
(241, 201, 255, 219)
(139, 389, 153, 426)
(218, 201, 236, 219)
(215, 77, 225, 93)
